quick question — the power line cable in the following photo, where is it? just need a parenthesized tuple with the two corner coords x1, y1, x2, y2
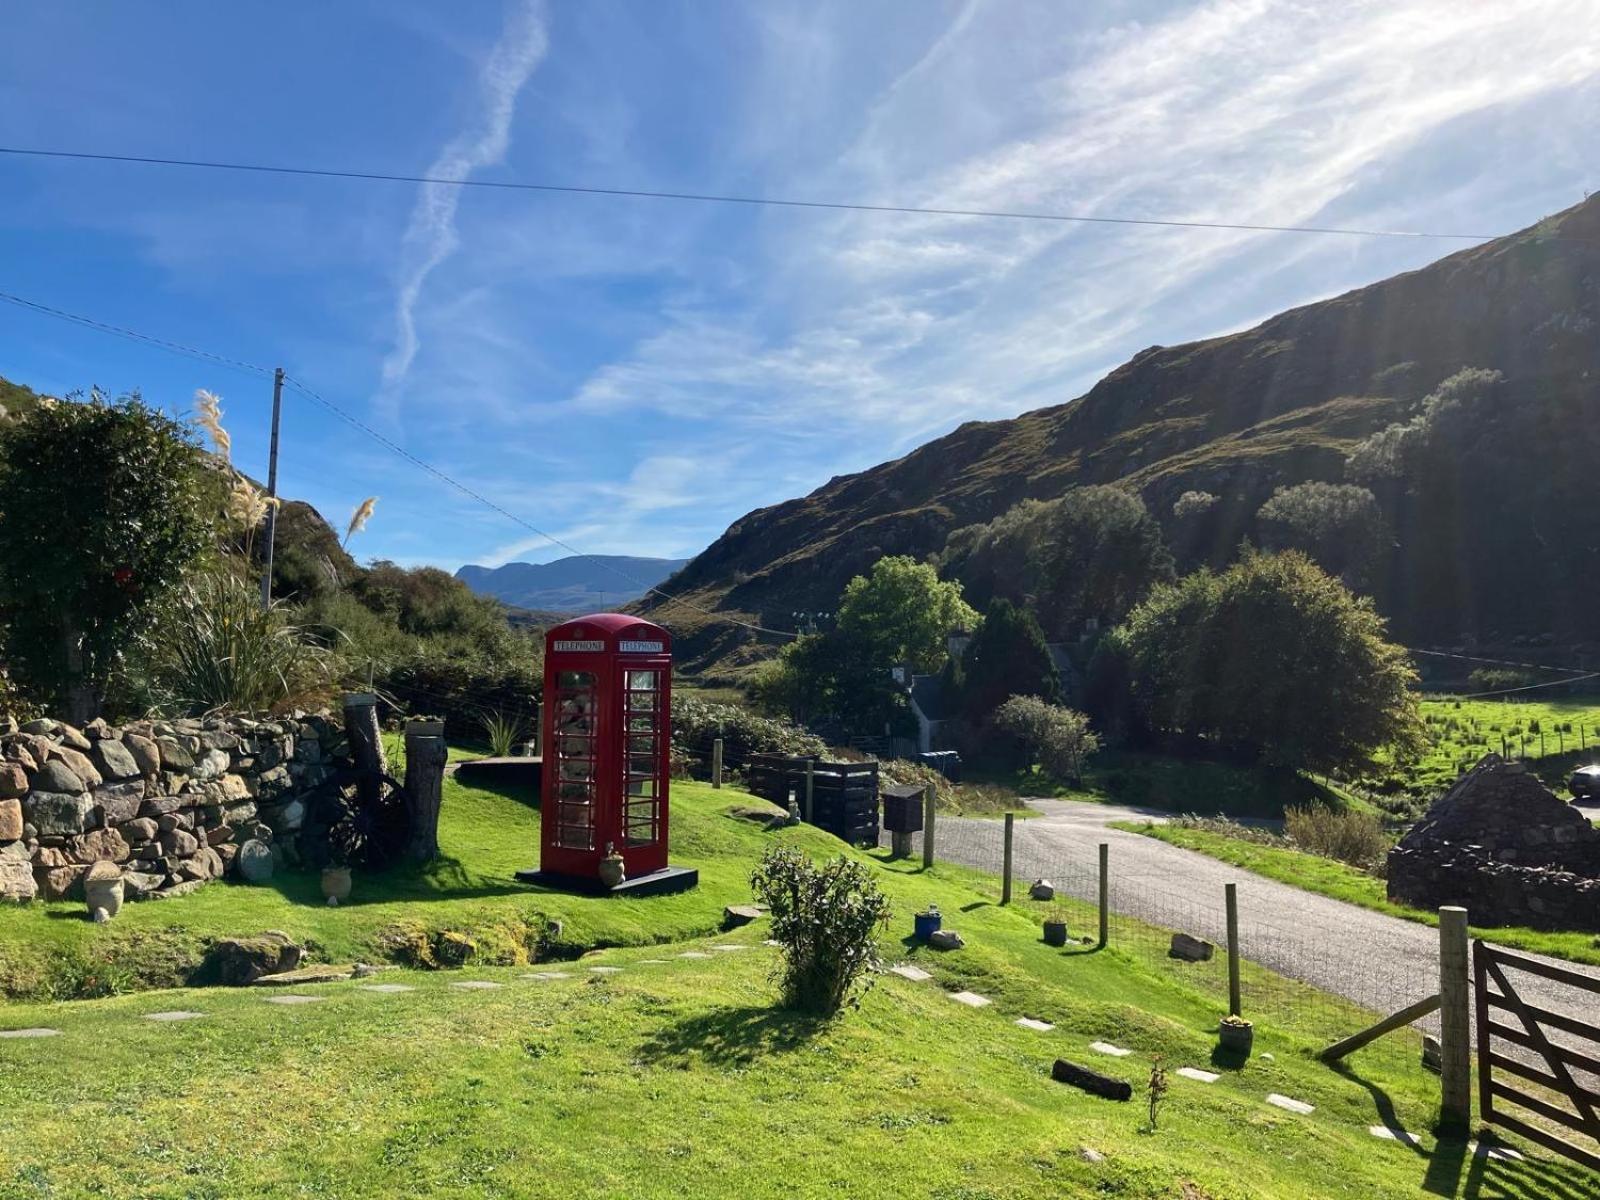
(0, 283, 796, 639)
(0, 144, 1512, 243)
(1407, 647, 1590, 677)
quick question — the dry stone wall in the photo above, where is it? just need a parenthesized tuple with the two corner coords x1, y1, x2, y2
(0, 712, 349, 904)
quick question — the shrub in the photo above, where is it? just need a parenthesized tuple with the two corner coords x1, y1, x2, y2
(750, 845, 890, 1016)
(992, 695, 1101, 783)
(140, 569, 334, 714)
(671, 693, 823, 778)
(1468, 668, 1534, 693)
(1283, 806, 1390, 870)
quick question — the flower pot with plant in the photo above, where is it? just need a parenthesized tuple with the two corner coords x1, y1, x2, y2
(1218, 1014, 1254, 1054)
(1042, 907, 1069, 947)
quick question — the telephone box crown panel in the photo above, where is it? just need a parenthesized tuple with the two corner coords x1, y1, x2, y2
(540, 614, 673, 881)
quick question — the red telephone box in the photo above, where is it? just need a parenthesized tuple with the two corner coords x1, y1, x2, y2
(519, 613, 697, 896)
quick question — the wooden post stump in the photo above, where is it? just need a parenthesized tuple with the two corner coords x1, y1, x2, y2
(342, 692, 387, 811)
(404, 718, 447, 863)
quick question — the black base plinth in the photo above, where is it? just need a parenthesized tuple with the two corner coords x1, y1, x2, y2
(514, 865, 700, 897)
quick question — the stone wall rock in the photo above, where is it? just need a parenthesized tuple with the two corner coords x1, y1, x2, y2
(1387, 754, 1600, 931)
(0, 711, 351, 903)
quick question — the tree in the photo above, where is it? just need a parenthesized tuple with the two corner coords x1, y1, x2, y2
(0, 394, 210, 719)
(958, 600, 1059, 721)
(1255, 482, 1386, 589)
(836, 555, 976, 674)
(1346, 368, 1504, 481)
(941, 487, 1173, 641)
(992, 694, 1101, 784)
(1118, 550, 1424, 773)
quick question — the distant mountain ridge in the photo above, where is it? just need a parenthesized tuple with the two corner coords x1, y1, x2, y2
(639, 193, 1600, 676)
(456, 554, 690, 614)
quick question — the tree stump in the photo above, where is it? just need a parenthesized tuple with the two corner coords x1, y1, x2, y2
(404, 718, 447, 863)
(342, 692, 387, 812)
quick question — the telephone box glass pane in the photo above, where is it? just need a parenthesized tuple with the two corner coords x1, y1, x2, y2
(626, 714, 657, 734)
(552, 669, 597, 850)
(625, 670, 658, 692)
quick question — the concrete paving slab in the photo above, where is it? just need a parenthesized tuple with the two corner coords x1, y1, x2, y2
(0, 1028, 59, 1038)
(1089, 1041, 1131, 1057)
(948, 991, 991, 1007)
(890, 964, 932, 982)
(356, 984, 415, 994)
(1176, 1067, 1219, 1083)
(449, 981, 503, 991)
(142, 1011, 206, 1022)
(1369, 1125, 1423, 1147)
(1016, 1017, 1054, 1032)
(263, 995, 326, 1005)
(1266, 1093, 1314, 1115)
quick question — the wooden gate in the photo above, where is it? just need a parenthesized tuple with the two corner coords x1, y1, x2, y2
(1473, 940, 1600, 1170)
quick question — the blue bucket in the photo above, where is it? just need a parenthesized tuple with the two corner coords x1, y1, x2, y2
(914, 909, 942, 940)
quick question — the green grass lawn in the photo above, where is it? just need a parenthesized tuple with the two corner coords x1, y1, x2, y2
(1113, 821, 1600, 968)
(2, 771, 1588, 1196)
(1377, 695, 1600, 795)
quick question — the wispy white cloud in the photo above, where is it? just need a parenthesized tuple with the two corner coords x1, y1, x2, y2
(380, 0, 549, 396)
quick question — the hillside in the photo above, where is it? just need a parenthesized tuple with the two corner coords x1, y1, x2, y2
(642, 195, 1600, 675)
(457, 553, 689, 613)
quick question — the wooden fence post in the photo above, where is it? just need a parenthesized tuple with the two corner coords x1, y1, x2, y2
(922, 784, 936, 869)
(1438, 906, 1472, 1133)
(1225, 882, 1241, 1017)
(1001, 812, 1014, 904)
(1097, 843, 1109, 948)
(804, 760, 815, 824)
(711, 738, 723, 789)
(403, 718, 447, 863)
(342, 691, 387, 811)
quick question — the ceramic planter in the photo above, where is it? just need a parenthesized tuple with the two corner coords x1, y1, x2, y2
(321, 866, 352, 907)
(84, 873, 124, 921)
(1043, 919, 1069, 947)
(1218, 1020, 1254, 1055)
(598, 845, 627, 890)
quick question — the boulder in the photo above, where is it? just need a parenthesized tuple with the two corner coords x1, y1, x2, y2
(1029, 879, 1056, 901)
(93, 780, 146, 826)
(156, 738, 195, 772)
(199, 729, 240, 752)
(192, 749, 230, 782)
(34, 846, 71, 869)
(52, 746, 102, 788)
(205, 823, 235, 847)
(24, 791, 95, 837)
(928, 928, 966, 951)
(67, 827, 130, 865)
(0, 797, 21, 842)
(83, 718, 111, 740)
(123, 733, 162, 776)
(192, 931, 304, 986)
(31, 759, 87, 795)
(122, 870, 167, 900)
(435, 931, 477, 966)
(21, 734, 54, 768)
(0, 856, 38, 901)
(19, 718, 57, 736)
(36, 863, 86, 900)
(236, 838, 274, 883)
(92, 738, 141, 781)
(4, 742, 37, 771)
(0, 762, 27, 799)
(1170, 933, 1214, 962)
(723, 904, 764, 929)
(55, 723, 92, 752)
(119, 817, 159, 843)
(159, 829, 200, 858)
(223, 801, 257, 825)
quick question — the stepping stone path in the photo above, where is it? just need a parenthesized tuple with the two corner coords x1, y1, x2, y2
(1369, 1125, 1423, 1148)
(449, 981, 502, 991)
(1266, 1093, 1314, 1115)
(1015, 1017, 1054, 1032)
(264, 994, 325, 1005)
(357, 984, 415, 994)
(1176, 1067, 1218, 1084)
(764, 939, 782, 947)
(588, 966, 623, 975)
(1089, 1041, 1132, 1057)
(890, 964, 932, 982)
(1472, 1142, 1524, 1162)
(143, 1011, 206, 1022)
(0, 1028, 59, 1038)
(948, 991, 991, 1008)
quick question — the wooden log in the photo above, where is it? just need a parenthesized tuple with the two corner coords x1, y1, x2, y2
(1318, 994, 1441, 1062)
(1051, 1059, 1132, 1101)
(404, 720, 448, 864)
(342, 692, 387, 812)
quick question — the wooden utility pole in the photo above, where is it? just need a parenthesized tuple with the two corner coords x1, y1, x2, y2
(260, 367, 284, 609)
(1225, 883, 1242, 1017)
(1001, 812, 1014, 904)
(404, 718, 447, 862)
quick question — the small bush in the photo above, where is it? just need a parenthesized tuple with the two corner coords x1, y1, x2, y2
(750, 845, 890, 1016)
(671, 694, 823, 777)
(992, 695, 1101, 783)
(1283, 806, 1390, 870)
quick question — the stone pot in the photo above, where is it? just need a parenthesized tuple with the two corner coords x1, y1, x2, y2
(321, 866, 353, 907)
(1218, 1020, 1254, 1055)
(598, 845, 626, 890)
(84, 867, 124, 921)
(1043, 919, 1069, 947)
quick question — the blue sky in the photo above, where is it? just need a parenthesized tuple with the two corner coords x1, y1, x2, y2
(2, 1, 1598, 572)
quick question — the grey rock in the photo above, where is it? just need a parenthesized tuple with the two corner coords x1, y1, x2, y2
(56, 723, 91, 752)
(93, 739, 141, 781)
(122, 733, 162, 776)
(0, 762, 27, 799)
(19, 718, 57, 736)
(194, 931, 302, 985)
(0, 797, 21, 842)
(93, 780, 146, 825)
(1170, 933, 1214, 962)
(223, 801, 257, 825)
(0, 857, 37, 901)
(67, 827, 130, 865)
(722, 904, 764, 928)
(192, 748, 230, 782)
(928, 928, 966, 951)
(24, 791, 95, 837)
(119, 817, 159, 843)
(139, 793, 186, 817)
(122, 870, 167, 900)
(1421, 1034, 1442, 1074)
(51, 746, 102, 788)
(4, 742, 37, 771)
(237, 838, 274, 883)
(31, 759, 86, 795)
(157, 738, 195, 772)
(159, 829, 200, 858)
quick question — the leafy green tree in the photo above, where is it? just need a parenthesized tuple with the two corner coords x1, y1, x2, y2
(942, 486, 1172, 640)
(992, 694, 1101, 783)
(1119, 550, 1423, 773)
(750, 630, 911, 736)
(958, 599, 1059, 721)
(1255, 482, 1386, 589)
(836, 555, 976, 674)
(0, 394, 210, 719)
(1346, 368, 1504, 481)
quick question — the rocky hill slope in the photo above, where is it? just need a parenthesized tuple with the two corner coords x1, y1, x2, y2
(641, 195, 1600, 675)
